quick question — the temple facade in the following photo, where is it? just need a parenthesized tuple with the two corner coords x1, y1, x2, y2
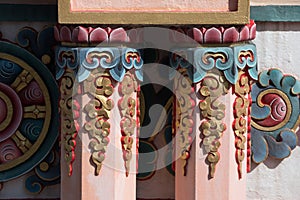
(0, 0, 300, 199)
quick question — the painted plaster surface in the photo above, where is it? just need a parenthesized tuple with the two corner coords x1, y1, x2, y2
(0, 173, 60, 199)
(253, 22, 300, 77)
(247, 148, 300, 200)
(71, 0, 231, 12)
(251, 0, 300, 5)
(247, 22, 300, 200)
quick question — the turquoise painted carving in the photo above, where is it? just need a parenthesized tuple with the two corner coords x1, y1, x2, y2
(251, 69, 300, 163)
(80, 47, 143, 82)
(233, 44, 257, 81)
(170, 44, 257, 84)
(0, 41, 58, 181)
(56, 47, 79, 80)
(56, 47, 143, 82)
(194, 47, 234, 83)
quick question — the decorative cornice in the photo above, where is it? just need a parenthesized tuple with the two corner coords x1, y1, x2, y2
(171, 20, 256, 44)
(55, 47, 143, 82)
(170, 43, 257, 84)
(54, 21, 256, 45)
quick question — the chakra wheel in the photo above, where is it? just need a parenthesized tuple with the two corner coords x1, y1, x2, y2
(0, 41, 58, 181)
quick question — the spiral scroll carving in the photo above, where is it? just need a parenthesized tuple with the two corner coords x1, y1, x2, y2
(174, 70, 195, 176)
(199, 72, 229, 178)
(83, 70, 114, 175)
(251, 69, 300, 163)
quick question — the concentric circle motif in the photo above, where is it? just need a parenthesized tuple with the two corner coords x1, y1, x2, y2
(0, 83, 23, 142)
(0, 41, 58, 181)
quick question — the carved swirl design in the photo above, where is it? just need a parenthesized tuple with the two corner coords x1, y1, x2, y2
(0, 60, 22, 84)
(56, 48, 79, 80)
(0, 40, 58, 183)
(251, 69, 300, 163)
(0, 139, 22, 163)
(118, 72, 137, 176)
(170, 44, 257, 85)
(234, 44, 257, 81)
(83, 70, 114, 175)
(59, 70, 79, 176)
(19, 81, 44, 106)
(194, 48, 234, 84)
(199, 72, 229, 178)
(75, 47, 143, 83)
(174, 71, 195, 175)
(233, 71, 250, 179)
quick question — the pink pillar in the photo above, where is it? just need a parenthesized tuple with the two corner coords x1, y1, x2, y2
(57, 46, 140, 200)
(174, 46, 255, 200)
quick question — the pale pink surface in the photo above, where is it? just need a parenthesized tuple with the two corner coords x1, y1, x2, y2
(71, 0, 233, 12)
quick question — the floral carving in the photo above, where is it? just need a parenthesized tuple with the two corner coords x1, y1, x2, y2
(170, 20, 256, 44)
(83, 70, 114, 175)
(54, 21, 256, 45)
(199, 72, 229, 178)
(233, 71, 251, 179)
(54, 26, 130, 44)
(118, 72, 138, 176)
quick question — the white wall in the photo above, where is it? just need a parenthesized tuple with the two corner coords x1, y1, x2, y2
(247, 22, 300, 200)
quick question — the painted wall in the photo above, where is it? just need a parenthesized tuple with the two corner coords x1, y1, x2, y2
(0, 20, 59, 199)
(0, 1, 300, 200)
(247, 22, 300, 200)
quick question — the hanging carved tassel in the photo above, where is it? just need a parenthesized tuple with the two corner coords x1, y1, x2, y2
(118, 72, 137, 177)
(199, 72, 229, 178)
